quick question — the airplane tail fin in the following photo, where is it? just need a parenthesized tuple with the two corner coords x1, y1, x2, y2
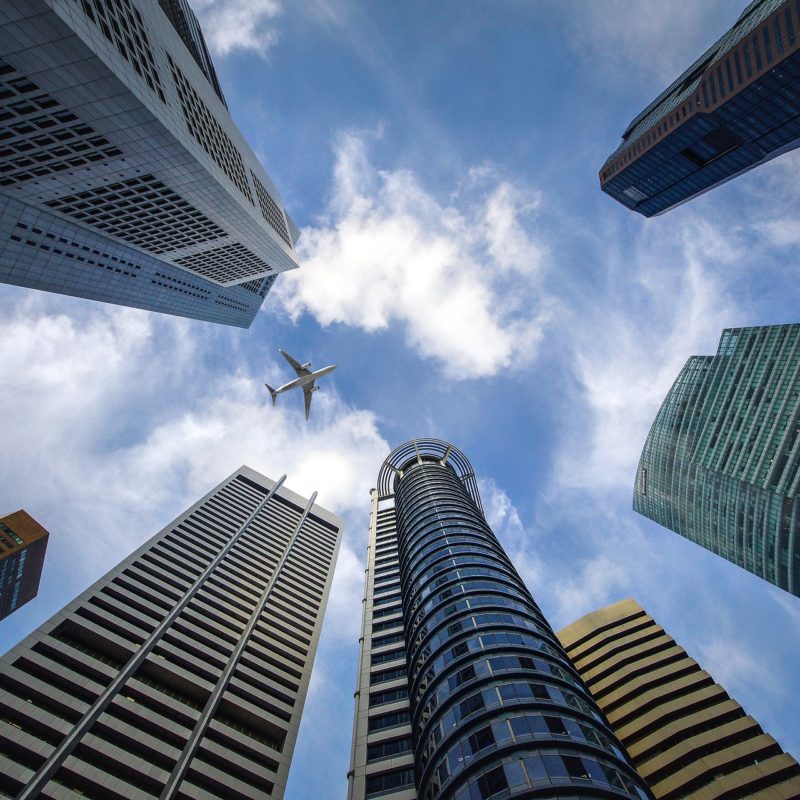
(265, 384, 278, 406)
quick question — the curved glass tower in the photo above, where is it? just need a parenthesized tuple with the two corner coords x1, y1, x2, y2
(348, 439, 650, 800)
(634, 325, 800, 596)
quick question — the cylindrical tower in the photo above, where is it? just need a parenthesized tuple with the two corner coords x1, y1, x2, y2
(388, 439, 649, 800)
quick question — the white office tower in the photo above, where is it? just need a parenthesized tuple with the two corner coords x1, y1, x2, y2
(0, 0, 300, 326)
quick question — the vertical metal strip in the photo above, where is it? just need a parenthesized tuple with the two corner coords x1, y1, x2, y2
(161, 491, 319, 799)
(17, 474, 287, 800)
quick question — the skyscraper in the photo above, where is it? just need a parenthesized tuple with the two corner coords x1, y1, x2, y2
(600, 0, 800, 217)
(0, 509, 49, 621)
(0, 466, 342, 800)
(348, 438, 650, 800)
(558, 598, 800, 799)
(634, 324, 800, 596)
(0, 0, 300, 326)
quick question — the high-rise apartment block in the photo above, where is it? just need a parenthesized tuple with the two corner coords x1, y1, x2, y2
(600, 0, 800, 216)
(0, 510, 49, 621)
(348, 438, 650, 800)
(634, 324, 800, 596)
(0, 0, 300, 326)
(558, 598, 800, 799)
(0, 466, 342, 800)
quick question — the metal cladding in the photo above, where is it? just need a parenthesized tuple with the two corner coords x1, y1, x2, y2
(600, 0, 800, 216)
(349, 438, 650, 800)
(558, 598, 800, 798)
(0, 0, 299, 326)
(0, 467, 342, 800)
(634, 324, 800, 596)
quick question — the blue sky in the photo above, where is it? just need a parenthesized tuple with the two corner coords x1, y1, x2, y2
(1, 1, 799, 798)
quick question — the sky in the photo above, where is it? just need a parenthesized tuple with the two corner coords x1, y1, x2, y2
(1, 1, 799, 798)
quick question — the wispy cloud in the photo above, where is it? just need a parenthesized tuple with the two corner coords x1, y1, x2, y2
(480, 478, 542, 590)
(554, 218, 743, 493)
(277, 133, 554, 379)
(191, 0, 283, 56)
(697, 636, 777, 701)
(560, 0, 744, 85)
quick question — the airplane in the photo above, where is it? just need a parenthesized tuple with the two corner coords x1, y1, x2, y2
(265, 350, 337, 421)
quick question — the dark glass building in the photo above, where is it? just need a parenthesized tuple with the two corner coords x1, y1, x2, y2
(558, 598, 800, 799)
(600, 0, 800, 217)
(348, 439, 650, 800)
(634, 324, 800, 596)
(0, 466, 342, 800)
(0, 509, 49, 621)
(0, 0, 299, 326)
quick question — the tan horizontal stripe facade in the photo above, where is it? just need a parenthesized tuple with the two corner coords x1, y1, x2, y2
(558, 598, 800, 799)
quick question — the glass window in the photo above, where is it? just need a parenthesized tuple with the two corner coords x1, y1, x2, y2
(505, 760, 527, 790)
(476, 766, 508, 799)
(544, 716, 567, 735)
(563, 755, 590, 780)
(467, 724, 494, 755)
(510, 716, 530, 738)
(523, 755, 548, 783)
(492, 720, 511, 743)
(459, 693, 484, 718)
(530, 683, 549, 700)
(498, 684, 517, 702)
(583, 758, 608, 783)
(542, 753, 567, 778)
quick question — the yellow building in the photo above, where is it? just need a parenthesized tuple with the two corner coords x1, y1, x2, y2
(558, 598, 800, 799)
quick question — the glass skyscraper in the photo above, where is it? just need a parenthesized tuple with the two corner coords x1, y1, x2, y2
(558, 598, 800, 798)
(348, 438, 650, 800)
(634, 324, 800, 596)
(0, 466, 341, 800)
(600, 0, 800, 216)
(0, 0, 299, 326)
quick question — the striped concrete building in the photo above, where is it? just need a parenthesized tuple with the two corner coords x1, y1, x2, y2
(558, 598, 800, 800)
(0, 466, 341, 800)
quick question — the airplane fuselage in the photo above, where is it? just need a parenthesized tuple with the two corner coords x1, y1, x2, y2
(274, 364, 336, 395)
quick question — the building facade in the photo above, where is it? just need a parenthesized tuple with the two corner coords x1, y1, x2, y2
(600, 0, 800, 216)
(558, 598, 800, 799)
(0, 0, 300, 326)
(634, 324, 800, 596)
(348, 438, 650, 800)
(0, 510, 49, 621)
(0, 466, 342, 800)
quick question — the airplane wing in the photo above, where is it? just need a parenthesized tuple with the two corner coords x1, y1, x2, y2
(280, 349, 311, 377)
(303, 383, 315, 420)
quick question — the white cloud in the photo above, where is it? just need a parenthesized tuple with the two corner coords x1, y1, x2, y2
(323, 542, 365, 644)
(548, 556, 630, 628)
(277, 133, 554, 379)
(0, 298, 387, 601)
(191, 0, 282, 56)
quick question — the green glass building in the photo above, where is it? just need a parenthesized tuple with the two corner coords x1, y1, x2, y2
(634, 325, 800, 596)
